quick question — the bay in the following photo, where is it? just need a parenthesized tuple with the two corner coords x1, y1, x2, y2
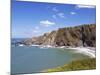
(11, 46, 90, 74)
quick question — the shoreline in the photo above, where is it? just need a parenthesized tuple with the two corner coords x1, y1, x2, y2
(37, 45, 96, 58)
(40, 46, 96, 58)
(14, 44, 96, 58)
(67, 47, 96, 58)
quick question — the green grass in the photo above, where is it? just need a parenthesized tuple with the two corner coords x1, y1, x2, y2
(47, 58, 96, 72)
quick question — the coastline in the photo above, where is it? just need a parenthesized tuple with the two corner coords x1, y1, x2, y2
(16, 44, 96, 58)
(41, 47, 96, 72)
(38, 45, 96, 58)
(12, 44, 96, 73)
(45, 58, 96, 72)
(67, 47, 96, 58)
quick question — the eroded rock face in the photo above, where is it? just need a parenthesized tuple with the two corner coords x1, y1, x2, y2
(24, 24, 96, 47)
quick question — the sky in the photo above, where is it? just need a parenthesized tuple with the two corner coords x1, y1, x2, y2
(12, 0, 96, 38)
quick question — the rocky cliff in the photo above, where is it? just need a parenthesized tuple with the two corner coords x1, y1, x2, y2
(24, 24, 96, 47)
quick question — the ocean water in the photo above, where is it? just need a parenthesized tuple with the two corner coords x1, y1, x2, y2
(11, 46, 90, 74)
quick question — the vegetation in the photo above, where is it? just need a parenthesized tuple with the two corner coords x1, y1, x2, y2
(47, 58, 96, 72)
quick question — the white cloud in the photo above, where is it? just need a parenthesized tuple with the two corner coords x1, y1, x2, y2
(40, 20, 55, 27)
(58, 13, 65, 18)
(70, 12, 76, 15)
(52, 7, 58, 12)
(76, 5, 95, 9)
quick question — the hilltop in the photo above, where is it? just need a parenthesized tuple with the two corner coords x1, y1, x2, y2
(23, 24, 96, 47)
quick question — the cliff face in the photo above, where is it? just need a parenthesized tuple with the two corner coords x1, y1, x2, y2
(24, 24, 96, 47)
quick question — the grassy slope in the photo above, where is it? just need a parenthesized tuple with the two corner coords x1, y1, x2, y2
(47, 58, 96, 72)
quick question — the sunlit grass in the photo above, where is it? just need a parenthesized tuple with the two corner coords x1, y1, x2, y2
(47, 58, 96, 72)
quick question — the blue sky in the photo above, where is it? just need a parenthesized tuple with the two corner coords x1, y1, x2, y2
(12, 0, 96, 38)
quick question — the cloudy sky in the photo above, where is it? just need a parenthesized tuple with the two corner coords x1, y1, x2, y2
(12, 0, 96, 38)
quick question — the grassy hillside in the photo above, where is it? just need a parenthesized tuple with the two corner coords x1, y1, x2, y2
(47, 58, 96, 72)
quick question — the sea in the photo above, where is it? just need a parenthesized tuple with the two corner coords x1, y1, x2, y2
(11, 38, 90, 74)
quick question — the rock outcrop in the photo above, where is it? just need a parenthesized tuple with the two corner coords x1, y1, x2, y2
(24, 24, 96, 47)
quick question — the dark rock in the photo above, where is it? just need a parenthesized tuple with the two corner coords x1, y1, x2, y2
(24, 24, 96, 47)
